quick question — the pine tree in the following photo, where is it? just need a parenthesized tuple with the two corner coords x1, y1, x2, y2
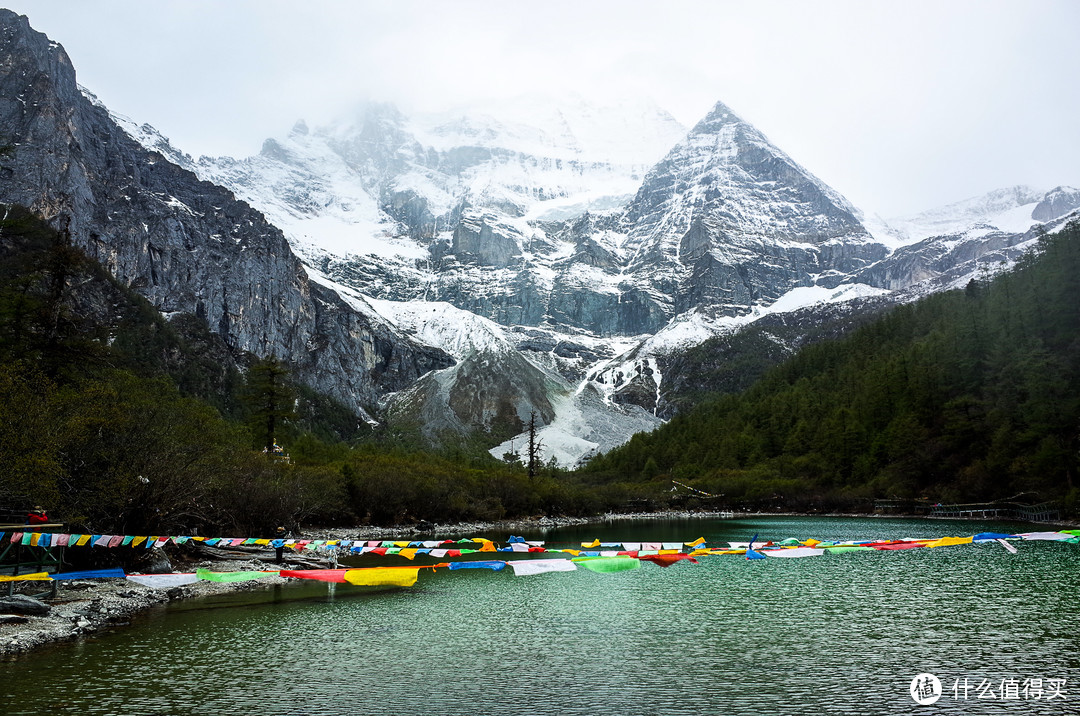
(242, 357, 296, 452)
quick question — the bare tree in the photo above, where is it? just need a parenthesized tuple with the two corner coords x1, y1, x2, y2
(526, 411, 543, 479)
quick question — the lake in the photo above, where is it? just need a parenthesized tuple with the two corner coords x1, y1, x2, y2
(2, 516, 1077, 715)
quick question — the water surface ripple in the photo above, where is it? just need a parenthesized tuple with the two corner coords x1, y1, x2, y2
(2, 517, 1077, 715)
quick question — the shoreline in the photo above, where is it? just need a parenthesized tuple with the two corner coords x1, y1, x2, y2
(3, 509, 1075, 658)
(1, 556, 290, 658)
(307, 508, 1079, 541)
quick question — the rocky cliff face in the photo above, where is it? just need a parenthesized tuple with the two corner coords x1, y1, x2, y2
(0, 10, 451, 415)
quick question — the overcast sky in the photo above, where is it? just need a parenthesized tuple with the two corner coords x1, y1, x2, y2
(6, 0, 1079, 217)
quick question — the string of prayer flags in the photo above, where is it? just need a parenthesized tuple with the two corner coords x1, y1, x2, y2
(2, 528, 1077, 593)
(7, 528, 1079, 583)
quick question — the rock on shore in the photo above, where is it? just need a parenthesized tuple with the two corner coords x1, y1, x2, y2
(0, 558, 287, 657)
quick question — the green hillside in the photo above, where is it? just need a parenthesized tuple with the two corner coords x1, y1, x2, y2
(0, 207, 606, 533)
(585, 223, 1080, 514)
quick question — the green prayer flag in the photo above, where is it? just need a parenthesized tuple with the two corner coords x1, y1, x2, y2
(572, 557, 641, 573)
(196, 568, 275, 583)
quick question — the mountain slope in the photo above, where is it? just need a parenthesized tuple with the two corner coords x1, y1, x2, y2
(0, 10, 452, 416)
(118, 85, 1080, 465)
(45, 2, 1076, 467)
(586, 221, 1080, 509)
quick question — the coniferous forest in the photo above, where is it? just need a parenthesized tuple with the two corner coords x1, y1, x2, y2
(586, 223, 1080, 513)
(2, 205, 1078, 533)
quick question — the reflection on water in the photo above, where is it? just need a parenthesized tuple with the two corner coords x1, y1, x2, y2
(2, 517, 1077, 716)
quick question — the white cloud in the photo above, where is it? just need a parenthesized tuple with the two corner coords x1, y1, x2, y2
(7, 0, 1079, 218)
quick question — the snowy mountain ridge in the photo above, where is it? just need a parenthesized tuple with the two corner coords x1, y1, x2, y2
(112, 94, 1080, 467)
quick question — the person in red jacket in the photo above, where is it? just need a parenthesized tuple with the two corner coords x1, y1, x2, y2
(26, 507, 48, 525)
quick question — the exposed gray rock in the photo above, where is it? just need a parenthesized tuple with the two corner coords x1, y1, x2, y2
(388, 349, 560, 444)
(1032, 186, 1080, 222)
(451, 211, 523, 267)
(0, 595, 51, 616)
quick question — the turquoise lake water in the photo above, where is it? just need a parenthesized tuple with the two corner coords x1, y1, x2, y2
(1, 516, 1077, 715)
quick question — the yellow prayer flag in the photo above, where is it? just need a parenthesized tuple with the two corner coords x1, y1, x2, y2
(581, 539, 601, 548)
(132, 536, 146, 547)
(30, 533, 40, 547)
(344, 568, 419, 588)
(802, 538, 821, 547)
(399, 548, 418, 560)
(393, 541, 410, 548)
(254, 539, 270, 546)
(75, 535, 91, 546)
(927, 536, 974, 548)
(686, 537, 706, 547)
(0, 572, 51, 582)
(478, 542, 496, 552)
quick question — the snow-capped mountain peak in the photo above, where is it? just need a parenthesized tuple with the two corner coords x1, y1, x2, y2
(109, 90, 1079, 467)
